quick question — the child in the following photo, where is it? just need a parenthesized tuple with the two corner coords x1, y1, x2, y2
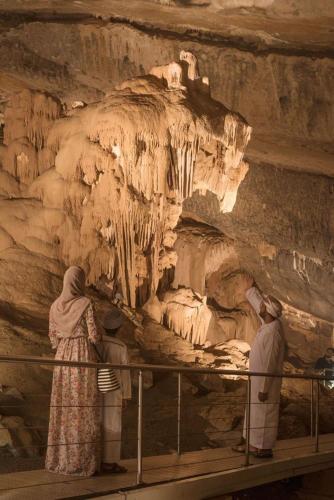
(99, 308, 132, 473)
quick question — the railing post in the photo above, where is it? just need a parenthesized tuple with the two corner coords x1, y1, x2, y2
(177, 372, 182, 455)
(137, 369, 143, 484)
(310, 379, 314, 437)
(245, 375, 251, 466)
(315, 379, 319, 453)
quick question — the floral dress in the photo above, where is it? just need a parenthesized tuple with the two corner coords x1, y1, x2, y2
(45, 302, 102, 476)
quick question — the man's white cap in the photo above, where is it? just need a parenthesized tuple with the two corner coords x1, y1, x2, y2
(103, 308, 124, 330)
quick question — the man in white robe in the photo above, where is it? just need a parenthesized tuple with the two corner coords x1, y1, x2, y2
(234, 275, 285, 458)
(99, 308, 132, 473)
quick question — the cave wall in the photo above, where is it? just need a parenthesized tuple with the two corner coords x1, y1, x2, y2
(0, 20, 333, 149)
(150, 0, 334, 18)
(183, 164, 334, 323)
(0, 7, 333, 363)
(0, 7, 333, 457)
(170, 220, 333, 360)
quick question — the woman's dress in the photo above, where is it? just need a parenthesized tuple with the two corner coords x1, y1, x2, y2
(45, 302, 102, 476)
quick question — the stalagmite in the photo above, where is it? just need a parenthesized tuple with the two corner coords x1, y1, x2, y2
(180, 50, 200, 81)
(149, 61, 185, 90)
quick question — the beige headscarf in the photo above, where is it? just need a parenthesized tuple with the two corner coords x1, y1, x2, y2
(50, 266, 91, 336)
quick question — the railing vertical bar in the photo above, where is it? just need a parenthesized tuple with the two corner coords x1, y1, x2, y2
(177, 372, 182, 456)
(310, 379, 314, 437)
(315, 379, 319, 453)
(137, 369, 143, 484)
(245, 375, 251, 466)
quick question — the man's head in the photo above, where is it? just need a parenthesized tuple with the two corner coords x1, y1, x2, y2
(103, 308, 124, 336)
(259, 295, 283, 321)
(325, 347, 334, 360)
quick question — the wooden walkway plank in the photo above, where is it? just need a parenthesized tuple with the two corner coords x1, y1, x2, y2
(0, 434, 333, 499)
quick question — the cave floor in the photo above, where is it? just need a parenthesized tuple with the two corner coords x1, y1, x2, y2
(1, 433, 334, 499)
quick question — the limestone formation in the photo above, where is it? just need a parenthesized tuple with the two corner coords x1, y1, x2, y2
(0, 52, 251, 310)
(149, 61, 185, 90)
(0, 2, 333, 465)
(179, 50, 200, 81)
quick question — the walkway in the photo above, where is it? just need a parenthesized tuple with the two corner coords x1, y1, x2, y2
(1, 434, 334, 500)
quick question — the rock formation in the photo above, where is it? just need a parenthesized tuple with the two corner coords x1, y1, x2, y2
(0, 1, 333, 461)
(0, 52, 251, 310)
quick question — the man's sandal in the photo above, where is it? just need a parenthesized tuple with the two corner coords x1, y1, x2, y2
(232, 446, 273, 458)
(249, 449, 273, 458)
(231, 445, 246, 453)
(103, 463, 128, 473)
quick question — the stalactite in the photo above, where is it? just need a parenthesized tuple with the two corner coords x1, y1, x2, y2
(292, 250, 322, 283)
(1, 52, 251, 308)
(87, 246, 116, 285)
(163, 289, 213, 345)
(173, 224, 240, 296)
(3, 90, 61, 184)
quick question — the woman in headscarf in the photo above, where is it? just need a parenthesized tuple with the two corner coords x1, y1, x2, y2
(45, 266, 102, 476)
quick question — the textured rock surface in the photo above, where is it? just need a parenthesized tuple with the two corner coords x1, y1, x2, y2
(0, 58, 250, 308)
(0, 24, 332, 150)
(183, 167, 334, 324)
(167, 220, 333, 356)
(0, 2, 333, 465)
(149, 0, 334, 18)
(0, 55, 253, 458)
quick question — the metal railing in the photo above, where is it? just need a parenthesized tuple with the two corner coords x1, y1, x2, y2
(0, 353, 333, 485)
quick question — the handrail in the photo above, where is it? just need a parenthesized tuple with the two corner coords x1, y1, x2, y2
(0, 352, 332, 485)
(0, 354, 332, 381)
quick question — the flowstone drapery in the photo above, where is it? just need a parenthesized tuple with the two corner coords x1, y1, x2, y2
(0, 52, 251, 308)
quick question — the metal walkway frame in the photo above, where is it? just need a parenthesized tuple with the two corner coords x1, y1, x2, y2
(0, 354, 332, 499)
(1, 434, 334, 499)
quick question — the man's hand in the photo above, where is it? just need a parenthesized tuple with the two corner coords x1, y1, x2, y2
(258, 392, 268, 402)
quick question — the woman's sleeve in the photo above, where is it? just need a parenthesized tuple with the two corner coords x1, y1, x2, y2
(49, 314, 59, 350)
(86, 302, 103, 344)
